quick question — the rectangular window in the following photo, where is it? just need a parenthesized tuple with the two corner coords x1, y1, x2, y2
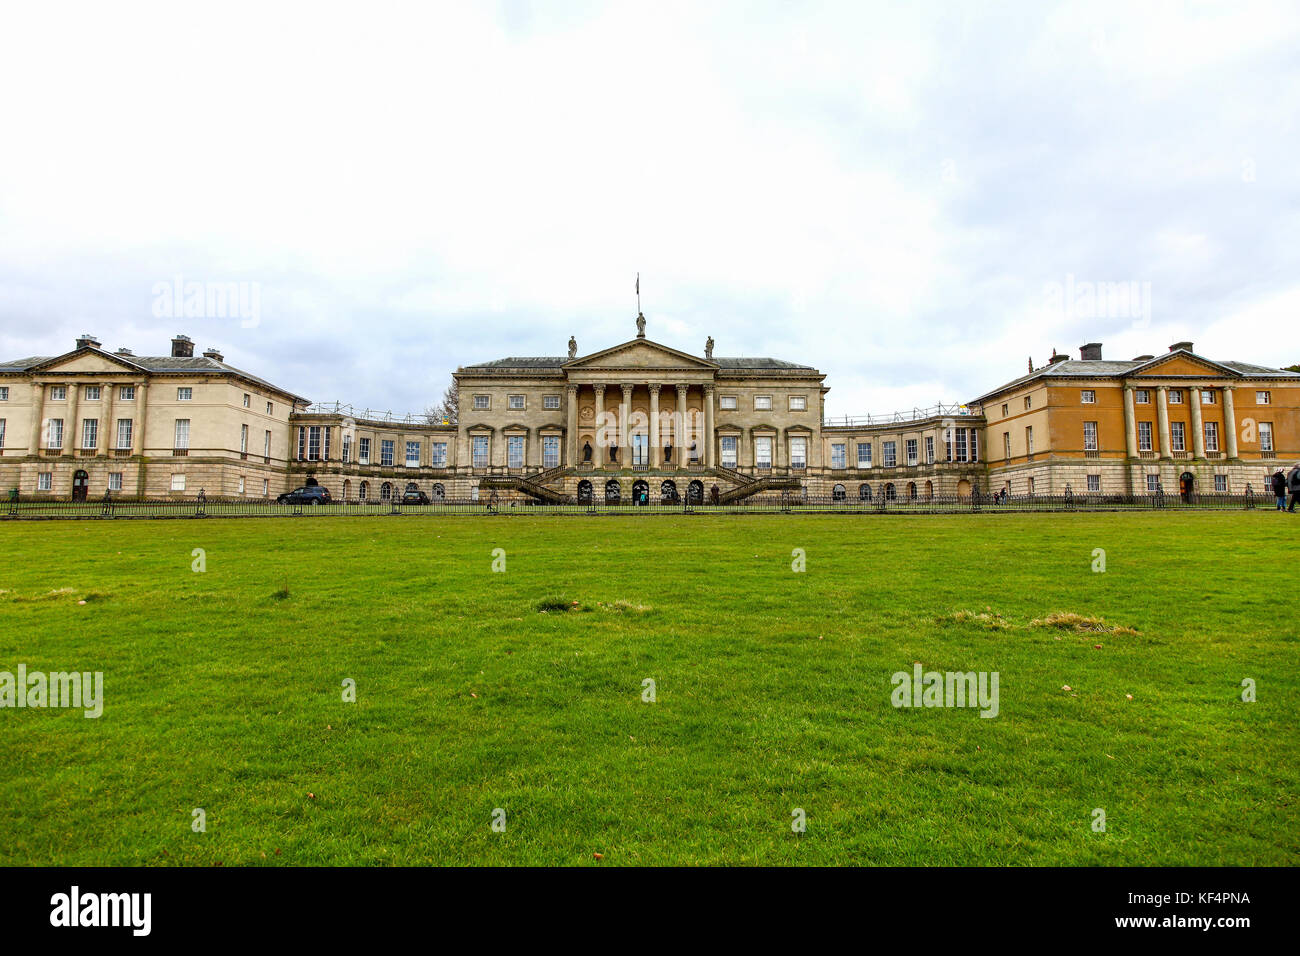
(238, 476, 245, 495)
(1081, 389, 1096, 404)
(38, 472, 52, 491)
(1214, 474, 1228, 492)
(507, 435, 524, 468)
(240, 424, 248, 453)
(1024, 395, 1032, 410)
(358, 437, 370, 464)
(831, 443, 846, 469)
(1201, 390, 1217, 405)
(542, 436, 559, 468)
(1001, 403, 1009, 416)
(264, 430, 272, 458)
(755, 436, 772, 468)
(925, 436, 934, 464)
(1260, 422, 1273, 452)
(789, 396, 807, 411)
(262, 479, 269, 496)
(789, 437, 807, 469)
(242, 393, 251, 408)
(171, 474, 186, 491)
(266, 401, 273, 415)
(119, 385, 135, 401)
(955, 430, 967, 462)
(113, 418, 131, 449)
(308, 426, 322, 461)
(474, 395, 490, 410)
(84, 386, 100, 401)
(1138, 421, 1152, 452)
(1135, 389, 1150, 404)
(81, 418, 97, 449)
(1083, 421, 1097, 451)
(1204, 421, 1219, 452)
(1256, 390, 1271, 405)
(1088, 474, 1101, 492)
(883, 441, 897, 467)
(1146, 474, 1160, 493)
(406, 441, 421, 467)
(1168, 389, 1183, 404)
(48, 418, 64, 449)
(472, 435, 489, 468)
(174, 419, 191, 449)
(431, 442, 448, 467)
(720, 396, 737, 410)
(108, 472, 122, 491)
(177, 387, 192, 401)
(906, 439, 918, 466)
(1003, 432, 1011, 460)
(50, 386, 66, 401)
(721, 435, 737, 467)
(754, 396, 772, 411)
(342, 434, 352, 463)
(0, 418, 5, 449)
(0, 386, 8, 401)
(857, 442, 872, 467)
(1171, 421, 1185, 452)
(380, 440, 394, 466)
(508, 395, 525, 410)
(544, 395, 560, 410)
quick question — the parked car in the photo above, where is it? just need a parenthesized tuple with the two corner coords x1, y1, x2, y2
(402, 489, 430, 505)
(277, 486, 332, 505)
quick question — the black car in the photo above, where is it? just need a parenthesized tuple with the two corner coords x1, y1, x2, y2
(402, 489, 430, 505)
(277, 486, 332, 505)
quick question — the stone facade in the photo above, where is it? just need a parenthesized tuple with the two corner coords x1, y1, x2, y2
(2, 328, 1297, 503)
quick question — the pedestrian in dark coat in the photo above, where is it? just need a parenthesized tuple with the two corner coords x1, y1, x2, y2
(1271, 470, 1287, 510)
(1288, 464, 1300, 513)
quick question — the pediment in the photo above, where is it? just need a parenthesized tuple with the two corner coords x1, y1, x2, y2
(1128, 351, 1239, 379)
(31, 348, 147, 375)
(565, 339, 717, 371)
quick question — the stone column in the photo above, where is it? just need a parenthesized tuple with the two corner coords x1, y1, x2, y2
(1190, 387, 1205, 458)
(29, 382, 44, 452)
(648, 384, 661, 468)
(66, 381, 79, 454)
(1223, 386, 1238, 459)
(1156, 386, 1171, 460)
(703, 384, 715, 468)
(1122, 385, 1137, 458)
(565, 384, 578, 466)
(621, 384, 634, 465)
(101, 382, 115, 456)
(133, 382, 148, 455)
(592, 384, 605, 467)
(676, 384, 689, 465)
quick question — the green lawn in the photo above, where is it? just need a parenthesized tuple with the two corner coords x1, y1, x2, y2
(0, 513, 1295, 866)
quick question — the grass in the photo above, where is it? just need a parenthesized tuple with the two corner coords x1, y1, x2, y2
(0, 512, 1295, 866)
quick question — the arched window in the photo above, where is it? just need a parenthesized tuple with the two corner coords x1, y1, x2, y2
(358, 481, 369, 500)
(885, 482, 897, 500)
(907, 481, 917, 500)
(687, 480, 704, 504)
(431, 483, 445, 500)
(660, 479, 678, 503)
(343, 479, 351, 499)
(858, 483, 871, 501)
(832, 483, 846, 501)
(924, 480, 933, 500)
(380, 482, 393, 501)
(405, 482, 418, 494)
(577, 479, 593, 503)
(605, 479, 621, 504)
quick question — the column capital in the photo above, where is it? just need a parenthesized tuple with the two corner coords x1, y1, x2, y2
(565, 383, 578, 395)
(621, 383, 633, 397)
(592, 383, 605, 394)
(647, 383, 662, 396)
(703, 383, 715, 395)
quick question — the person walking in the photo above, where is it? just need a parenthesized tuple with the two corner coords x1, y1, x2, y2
(1288, 463, 1300, 513)
(1272, 469, 1288, 511)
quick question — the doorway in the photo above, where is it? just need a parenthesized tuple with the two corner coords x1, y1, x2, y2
(72, 470, 89, 502)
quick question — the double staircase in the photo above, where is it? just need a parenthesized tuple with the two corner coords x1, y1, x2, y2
(478, 465, 572, 503)
(712, 465, 802, 504)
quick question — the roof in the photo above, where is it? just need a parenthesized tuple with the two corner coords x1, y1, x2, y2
(462, 355, 814, 371)
(0, 350, 309, 403)
(972, 350, 1300, 403)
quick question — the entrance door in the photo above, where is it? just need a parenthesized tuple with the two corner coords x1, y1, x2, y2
(72, 470, 89, 502)
(1179, 471, 1195, 502)
(631, 479, 649, 506)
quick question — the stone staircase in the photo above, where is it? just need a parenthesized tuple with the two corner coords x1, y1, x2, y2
(712, 465, 802, 503)
(479, 465, 572, 503)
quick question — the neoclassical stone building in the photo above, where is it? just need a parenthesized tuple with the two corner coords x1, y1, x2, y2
(1, 322, 1296, 502)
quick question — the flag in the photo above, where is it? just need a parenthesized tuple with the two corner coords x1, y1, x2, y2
(636, 273, 639, 296)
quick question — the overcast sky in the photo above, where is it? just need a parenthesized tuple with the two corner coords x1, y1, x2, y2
(2, 1, 1297, 417)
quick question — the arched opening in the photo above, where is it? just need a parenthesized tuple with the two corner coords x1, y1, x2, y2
(405, 482, 418, 494)
(431, 483, 445, 500)
(687, 480, 704, 504)
(1179, 471, 1195, 502)
(956, 478, 971, 498)
(380, 482, 393, 501)
(858, 483, 872, 501)
(577, 479, 593, 503)
(660, 479, 679, 504)
(72, 470, 89, 502)
(924, 479, 933, 500)
(343, 479, 351, 499)
(359, 481, 369, 501)
(832, 483, 846, 501)
(885, 482, 897, 501)
(907, 481, 917, 500)
(304, 476, 319, 487)
(604, 479, 621, 504)
(632, 479, 650, 506)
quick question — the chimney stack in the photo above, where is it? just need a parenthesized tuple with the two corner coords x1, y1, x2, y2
(116, 347, 134, 356)
(75, 333, 101, 350)
(1169, 340, 1193, 353)
(1048, 353, 1070, 365)
(171, 334, 194, 358)
(1079, 342, 1102, 361)
(202, 347, 224, 362)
